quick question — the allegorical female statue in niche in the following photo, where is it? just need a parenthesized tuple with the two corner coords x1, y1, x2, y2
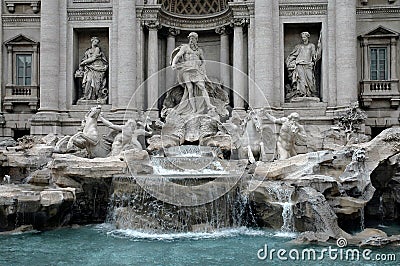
(75, 37, 109, 103)
(286, 31, 322, 101)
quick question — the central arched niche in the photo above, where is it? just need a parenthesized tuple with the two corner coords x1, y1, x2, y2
(158, 0, 231, 15)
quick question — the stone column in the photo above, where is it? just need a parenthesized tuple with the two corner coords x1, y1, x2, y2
(117, 0, 137, 110)
(135, 7, 145, 111)
(39, 0, 60, 112)
(362, 40, 369, 80)
(6, 46, 12, 85)
(146, 21, 161, 115)
(335, 0, 357, 106)
(32, 45, 38, 86)
(216, 26, 230, 89)
(166, 28, 180, 92)
(232, 18, 246, 111)
(246, 4, 255, 108)
(327, 0, 337, 106)
(0, 2, 5, 129)
(391, 38, 397, 80)
(254, 0, 274, 108)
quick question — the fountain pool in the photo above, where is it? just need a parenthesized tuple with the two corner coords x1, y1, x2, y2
(0, 224, 399, 266)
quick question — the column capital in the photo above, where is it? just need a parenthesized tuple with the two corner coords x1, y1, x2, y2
(230, 18, 249, 28)
(143, 20, 162, 30)
(168, 27, 180, 37)
(215, 26, 231, 35)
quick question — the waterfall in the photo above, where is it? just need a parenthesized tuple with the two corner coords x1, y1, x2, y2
(267, 184, 295, 233)
(378, 195, 385, 227)
(360, 207, 365, 231)
(106, 176, 250, 232)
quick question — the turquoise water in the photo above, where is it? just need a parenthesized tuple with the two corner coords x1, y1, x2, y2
(0, 224, 399, 266)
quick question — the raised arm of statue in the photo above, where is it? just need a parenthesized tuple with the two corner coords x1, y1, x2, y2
(265, 113, 284, 125)
(99, 114, 123, 131)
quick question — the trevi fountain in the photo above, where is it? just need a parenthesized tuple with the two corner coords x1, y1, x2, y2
(0, 32, 399, 265)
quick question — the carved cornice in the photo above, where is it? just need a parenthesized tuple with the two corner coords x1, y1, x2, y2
(357, 6, 400, 15)
(246, 2, 255, 17)
(72, 0, 110, 3)
(67, 8, 113, 21)
(279, 4, 327, 16)
(229, 2, 250, 19)
(141, 5, 161, 21)
(158, 8, 232, 30)
(2, 15, 40, 27)
(5, 0, 40, 14)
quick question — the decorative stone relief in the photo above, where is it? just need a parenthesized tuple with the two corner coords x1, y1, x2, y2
(143, 20, 162, 30)
(279, 4, 327, 16)
(168, 27, 180, 37)
(5, 1, 40, 14)
(215, 26, 230, 36)
(72, 0, 110, 3)
(67, 9, 113, 21)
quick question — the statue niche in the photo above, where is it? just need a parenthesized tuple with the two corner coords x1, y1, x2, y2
(285, 30, 322, 102)
(75, 36, 109, 104)
(148, 32, 230, 151)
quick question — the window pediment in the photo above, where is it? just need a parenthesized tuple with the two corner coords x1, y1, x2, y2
(4, 34, 39, 47)
(360, 26, 399, 39)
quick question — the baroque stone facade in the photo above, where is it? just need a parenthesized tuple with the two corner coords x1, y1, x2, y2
(0, 0, 399, 150)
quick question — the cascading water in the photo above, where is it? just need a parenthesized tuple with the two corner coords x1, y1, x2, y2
(378, 195, 386, 227)
(360, 207, 365, 231)
(267, 183, 295, 233)
(106, 146, 252, 232)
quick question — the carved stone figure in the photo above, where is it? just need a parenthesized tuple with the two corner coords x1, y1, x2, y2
(148, 32, 229, 150)
(65, 106, 110, 158)
(265, 112, 307, 160)
(218, 111, 266, 163)
(75, 37, 109, 103)
(286, 32, 321, 101)
(99, 114, 152, 156)
(170, 32, 216, 115)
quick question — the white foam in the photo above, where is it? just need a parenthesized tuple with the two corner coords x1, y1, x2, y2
(273, 231, 297, 238)
(96, 224, 266, 241)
